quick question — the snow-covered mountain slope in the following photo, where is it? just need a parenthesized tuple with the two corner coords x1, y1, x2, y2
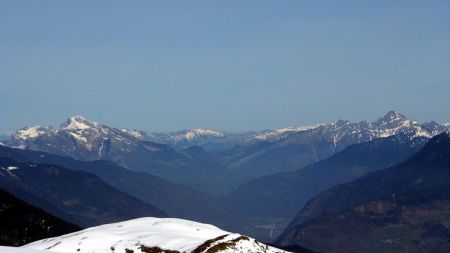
(24, 217, 289, 253)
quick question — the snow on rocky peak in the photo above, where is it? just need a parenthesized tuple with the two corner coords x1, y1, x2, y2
(13, 115, 97, 141)
(370, 111, 432, 139)
(245, 111, 445, 145)
(23, 217, 289, 253)
(14, 126, 47, 140)
(372, 110, 407, 127)
(7, 115, 152, 160)
(60, 115, 98, 130)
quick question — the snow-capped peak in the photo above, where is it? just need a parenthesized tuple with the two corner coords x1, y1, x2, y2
(8, 115, 149, 158)
(23, 217, 289, 253)
(60, 115, 97, 130)
(11, 116, 99, 141)
(368, 111, 434, 139)
(373, 111, 408, 127)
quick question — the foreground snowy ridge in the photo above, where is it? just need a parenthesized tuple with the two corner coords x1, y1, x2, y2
(23, 217, 289, 253)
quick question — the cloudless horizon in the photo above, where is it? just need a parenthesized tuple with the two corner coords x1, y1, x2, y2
(1, 0, 449, 133)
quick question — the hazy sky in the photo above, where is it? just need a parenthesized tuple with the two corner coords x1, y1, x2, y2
(1, 0, 449, 133)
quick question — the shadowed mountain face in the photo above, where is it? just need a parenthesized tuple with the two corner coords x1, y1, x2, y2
(0, 145, 243, 231)
(0, 157, 166, 227)
(0, 188, 80, 246)
(277, 132, 450, 253)
(4, 112, 448, 196)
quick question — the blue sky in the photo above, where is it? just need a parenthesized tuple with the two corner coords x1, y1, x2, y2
(1, 0, 449, 132)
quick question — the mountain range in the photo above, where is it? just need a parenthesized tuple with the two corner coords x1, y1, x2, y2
(3, 111, 448, 196)
(217, 111, 447, 184)
(276, 131, 450, 253)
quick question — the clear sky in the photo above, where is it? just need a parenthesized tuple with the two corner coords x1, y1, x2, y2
(1, 0, 449, 133)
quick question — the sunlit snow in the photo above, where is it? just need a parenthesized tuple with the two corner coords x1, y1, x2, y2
(24, 217, 289, 253)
